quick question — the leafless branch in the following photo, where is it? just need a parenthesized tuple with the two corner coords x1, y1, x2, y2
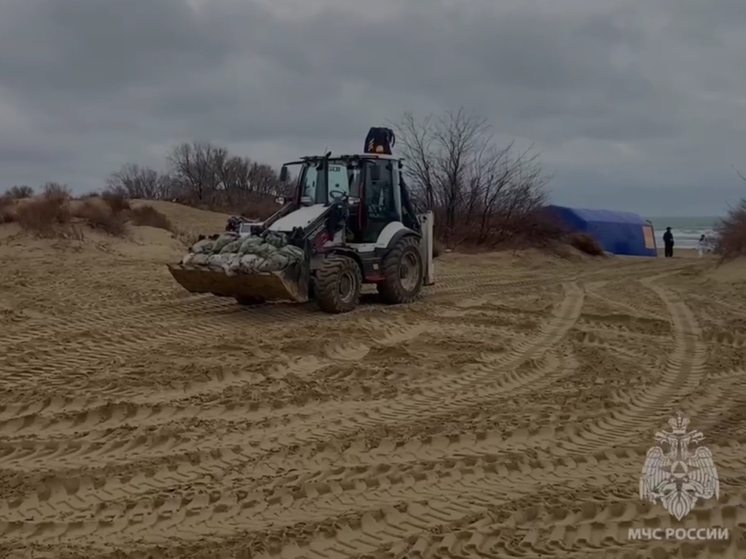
(732, 164, 746, 183)
(392, 107, 551, 247)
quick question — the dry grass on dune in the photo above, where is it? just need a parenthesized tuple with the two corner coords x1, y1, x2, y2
(74, 199, 128, 236)
(568, 232, 605, 256)
(101, 190, 132, 213)
(715, 198, 746, 261)
(128, 204, 174, 231)
(0, 196, 15, 224)
(0, 188, 174, 240)
(14, 190, 82, 240)
(475, 210, 607, 258)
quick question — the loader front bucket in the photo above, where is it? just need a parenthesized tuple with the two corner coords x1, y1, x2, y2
(167, 259, 310, 303)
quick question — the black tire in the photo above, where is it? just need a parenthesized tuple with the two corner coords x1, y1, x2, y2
(235, 295, 265, 306)
(377, 236, 423, 304)
(314, 255, 362, 313)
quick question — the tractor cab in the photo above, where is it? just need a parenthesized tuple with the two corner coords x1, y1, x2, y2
(278, 153, 419, 244)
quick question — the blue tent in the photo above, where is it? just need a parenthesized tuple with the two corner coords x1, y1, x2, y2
(545, 205, 657, 257)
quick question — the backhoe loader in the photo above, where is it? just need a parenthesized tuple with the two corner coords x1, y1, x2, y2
(167, 128, 435, 313)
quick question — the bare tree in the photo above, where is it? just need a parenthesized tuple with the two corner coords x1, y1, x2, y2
(162, 141, 287, 213)
(168, 141, 230, 203)
(396, 113, 437, 209)
(393, 107, 550, 247)
(3, 185, 34, 199)
(106, 164, 163, 199)
(211, 156, 278, 206)
(102, 142, 307, 217)
(250, 162, 283, 196)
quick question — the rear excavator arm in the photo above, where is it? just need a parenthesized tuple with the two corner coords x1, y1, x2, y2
(362, 127, 420, 232)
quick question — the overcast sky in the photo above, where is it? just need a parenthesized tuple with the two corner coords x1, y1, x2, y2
(1, 0, 745, 216)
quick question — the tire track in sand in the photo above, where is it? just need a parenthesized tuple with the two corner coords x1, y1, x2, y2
(503, 272, 708, 458)
(0, 318, 528, 438)
(0, 346, 574, 473)
(0, 348, 578, 522)
(0, 283, 583, 473)
(11, 396, 746, 533)
(384, 488, 745, 558)
(8, 437, 744, 552)
(584, 279, 669, 322)
(0, 271, 549, 396)
(0, 301, 330, 389)
(396, 271, 714, 467)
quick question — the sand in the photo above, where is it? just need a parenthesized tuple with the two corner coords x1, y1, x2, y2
(1, 203, 745, 558)
(656, 247, 711, 258)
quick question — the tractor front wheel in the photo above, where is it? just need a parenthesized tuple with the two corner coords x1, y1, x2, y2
(315, 255, 362, 313)
(377, 236, 424, 304)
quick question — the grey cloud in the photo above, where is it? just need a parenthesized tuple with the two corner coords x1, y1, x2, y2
(0, 0, 745, 215)
(0, 0, 229, 97)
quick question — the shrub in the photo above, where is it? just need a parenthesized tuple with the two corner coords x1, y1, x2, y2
(715, 199, 746, 261)
(502, 207, 569, 250)
(102, 189, 131, 213)
(4, 185, 34, 199)
(129, 205, 173, 232)
(73, 200, 127, 236)
(0, 197, 15, 224)
(14, 196, 72, 237)
(41, 182, 72, 201)
(568, 232, 605, 256)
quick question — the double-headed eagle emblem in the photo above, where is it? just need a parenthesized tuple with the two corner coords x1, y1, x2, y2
(640, 413, 719, 520)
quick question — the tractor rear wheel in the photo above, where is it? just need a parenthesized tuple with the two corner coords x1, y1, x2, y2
(377, 236, 423, 304)
(315, 255, 362, 313)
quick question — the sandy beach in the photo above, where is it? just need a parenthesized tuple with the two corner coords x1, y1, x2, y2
(1, 201, 745, 558)
(656, 247, 709, 258)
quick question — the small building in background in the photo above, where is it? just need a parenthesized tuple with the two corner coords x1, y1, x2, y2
(545, 205, 658, 257)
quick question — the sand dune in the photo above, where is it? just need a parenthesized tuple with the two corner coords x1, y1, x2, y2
(0, 207, 744, 558)
(129, 199, 232, 238)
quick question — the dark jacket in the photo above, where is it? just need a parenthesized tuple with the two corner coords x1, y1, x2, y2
(663, 231, 674, 245)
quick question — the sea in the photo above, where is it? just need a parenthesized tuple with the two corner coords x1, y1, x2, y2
(646, 216, 722, 249)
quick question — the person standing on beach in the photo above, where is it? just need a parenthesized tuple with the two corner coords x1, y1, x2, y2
(663, 227, 674, 257)
(698, 234, 707, 257)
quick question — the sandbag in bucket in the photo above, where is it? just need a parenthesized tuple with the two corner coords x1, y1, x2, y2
(167, 256, 310, 303)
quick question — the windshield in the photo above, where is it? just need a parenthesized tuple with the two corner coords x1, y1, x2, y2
(299, 160, 361, 204)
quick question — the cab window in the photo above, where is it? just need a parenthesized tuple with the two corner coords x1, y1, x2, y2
(364, 161, 397, 221)
(301, 166, 318, 202)
(327, 164, 349, 202)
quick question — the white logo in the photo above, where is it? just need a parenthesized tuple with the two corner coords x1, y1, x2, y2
(640, 413, 719, 520)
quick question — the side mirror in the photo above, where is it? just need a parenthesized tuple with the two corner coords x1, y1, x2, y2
(369, 164, 381, 181)
(279, 166, 288, 182)
(275, 196, 286, 205)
